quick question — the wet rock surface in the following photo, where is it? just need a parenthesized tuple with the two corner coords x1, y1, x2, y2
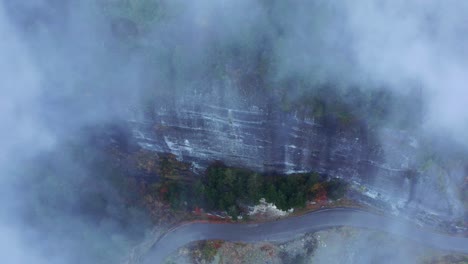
(126, 91, 466, 227)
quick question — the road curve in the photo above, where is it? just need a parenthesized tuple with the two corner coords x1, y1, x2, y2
(143, 208, 468, 263)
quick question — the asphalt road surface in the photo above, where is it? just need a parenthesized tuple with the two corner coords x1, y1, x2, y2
(143, 208, 468, 263)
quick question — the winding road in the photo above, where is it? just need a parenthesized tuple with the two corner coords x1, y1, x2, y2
(143, 208, 468, 263)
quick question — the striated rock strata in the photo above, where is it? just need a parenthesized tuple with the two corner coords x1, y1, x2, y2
(128, 91, 465, 227)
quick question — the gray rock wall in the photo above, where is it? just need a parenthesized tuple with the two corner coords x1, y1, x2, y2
(128, 91, 465, 224)
(131, 92, 409, 187)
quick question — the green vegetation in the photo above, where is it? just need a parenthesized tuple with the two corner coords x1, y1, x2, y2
(277, 83, 423, 131)
(157, 162, 347, 219)
(198, 241, 223, 262)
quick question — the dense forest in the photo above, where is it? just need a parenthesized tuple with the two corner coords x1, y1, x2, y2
(158, 162, 347, 219)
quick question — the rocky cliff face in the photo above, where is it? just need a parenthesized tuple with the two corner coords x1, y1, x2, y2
(132, 90, 380, 175)
(128, 90, 466, 228)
